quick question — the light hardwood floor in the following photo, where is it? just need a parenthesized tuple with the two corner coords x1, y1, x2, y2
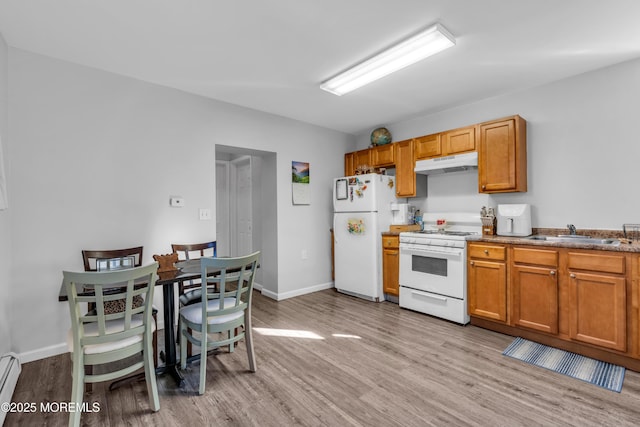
(7, 289, 640, 426)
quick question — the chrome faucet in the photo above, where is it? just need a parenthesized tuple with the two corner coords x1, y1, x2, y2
(567, 224, 577, 235)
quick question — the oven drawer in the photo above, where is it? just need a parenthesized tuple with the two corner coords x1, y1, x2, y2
(399, 286, 469, 324)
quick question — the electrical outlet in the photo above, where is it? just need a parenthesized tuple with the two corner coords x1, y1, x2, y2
(301, 249, 308, 259)
(199, 208, 212, 220)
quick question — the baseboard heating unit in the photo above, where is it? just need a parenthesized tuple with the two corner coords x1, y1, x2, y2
(0, 353, 21, 425)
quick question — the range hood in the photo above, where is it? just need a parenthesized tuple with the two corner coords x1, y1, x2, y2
(414, 151, 478, 175)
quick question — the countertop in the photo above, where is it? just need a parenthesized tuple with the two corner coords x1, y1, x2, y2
(470, 229, 640, 253)
(381, 226, 640, 252)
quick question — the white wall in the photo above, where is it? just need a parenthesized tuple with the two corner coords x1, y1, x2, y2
(357, 58, 640, 231)
(8, 48, 352, 360)
(0, 33, 11, 356)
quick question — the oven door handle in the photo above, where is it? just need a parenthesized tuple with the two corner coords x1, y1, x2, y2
(400, 245, 463, 257)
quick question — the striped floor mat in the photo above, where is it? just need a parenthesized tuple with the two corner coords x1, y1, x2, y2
(503, 337, 625, 392)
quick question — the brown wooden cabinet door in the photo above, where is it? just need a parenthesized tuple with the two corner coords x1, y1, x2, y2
(512, 264, 558, 334)
(568, 271, 627, 351)
(394, 139, 416, 197)
(344, 152, 355, 177)
(414, 133, 441, 160)
(353, 149, 371, 170)
(468, 259, 507, 322)
(443, 126, 476, 155)
(478, 116, 526, 193)
(382, 248, 400, 296)
(371, 144, 395, 167)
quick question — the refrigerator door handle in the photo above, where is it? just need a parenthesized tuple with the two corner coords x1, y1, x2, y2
(333, 215, 337, 245)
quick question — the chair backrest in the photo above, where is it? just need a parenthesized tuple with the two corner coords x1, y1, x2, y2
(64, 263, 158, 350)
(82, 246, 144, 272)
(200, 251, 260, 317)
(172, 241, 217, 260)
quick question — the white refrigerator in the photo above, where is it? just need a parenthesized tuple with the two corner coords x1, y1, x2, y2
(333, 173, 398, 301)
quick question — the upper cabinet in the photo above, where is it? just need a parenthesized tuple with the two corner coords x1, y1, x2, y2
(344, 152, 355, 177)
(414, 133, 441, 160)
(394, 139, 417, 197)
(414, 127, 476, 160)
(343, 114, 527, 195)
(442, 126, 476, 156)
(353, 149, 371, 172)
(478, 115, 527, 193)
(371, 143, 395, 167)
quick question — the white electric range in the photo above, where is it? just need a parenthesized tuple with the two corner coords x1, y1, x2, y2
(399, 212, 482, 324)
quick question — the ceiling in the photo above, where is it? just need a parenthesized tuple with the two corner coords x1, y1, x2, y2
(1, 0, 639, 136)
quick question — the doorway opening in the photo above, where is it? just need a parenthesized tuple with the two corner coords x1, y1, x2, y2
(215, 145, 277, 293)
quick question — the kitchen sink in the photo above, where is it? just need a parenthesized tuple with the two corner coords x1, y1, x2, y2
(524, 235, 620, 245)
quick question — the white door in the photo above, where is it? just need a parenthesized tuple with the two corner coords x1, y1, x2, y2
(232, 156, 252, 256)
(215, 161, 231, 257)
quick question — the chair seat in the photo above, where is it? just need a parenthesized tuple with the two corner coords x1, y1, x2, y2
(179, 287, 215, 306)
(67, 314, 156, 355)
(180, 297, 244, 325)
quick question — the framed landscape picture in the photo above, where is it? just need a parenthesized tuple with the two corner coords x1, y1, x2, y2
(292, 161, 310, 205)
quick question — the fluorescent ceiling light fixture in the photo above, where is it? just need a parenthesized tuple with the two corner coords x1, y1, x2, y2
(320, 23, 455, 96)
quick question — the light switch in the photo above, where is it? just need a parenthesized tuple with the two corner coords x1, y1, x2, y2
(170, 197, 185, 207)
(199, 208, 212, 220)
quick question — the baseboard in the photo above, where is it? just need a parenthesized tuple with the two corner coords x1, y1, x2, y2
(18, 343, 68, 364)
(260, 282, 334, 301)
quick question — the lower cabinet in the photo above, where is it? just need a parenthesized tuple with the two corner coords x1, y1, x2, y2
(568, 251, 627, 352)
(470, 243, 639, 369)
(382, 235, 400, 296)
(511, 247, 559, 334)
(468, 244, 507, 322)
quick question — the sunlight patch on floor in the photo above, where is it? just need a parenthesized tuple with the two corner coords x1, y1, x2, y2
(332, 334, 361, 339)
(253, 327, 324, 339)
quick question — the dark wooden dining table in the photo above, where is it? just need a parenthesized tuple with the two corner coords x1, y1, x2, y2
(58, 259, 216, 387)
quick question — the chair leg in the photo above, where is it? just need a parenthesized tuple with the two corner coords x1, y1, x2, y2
(199, 330, 207, 395)
(70, 353, 85, 427)
(228, 329, 234, 353)
(245, 316, 256, 372)
(84, 365, 92, 393)
(187, 327, 193, 357)
(180, 319, 187, 370)
(152, 313, 158, 367)
(144, 332, 160, 412)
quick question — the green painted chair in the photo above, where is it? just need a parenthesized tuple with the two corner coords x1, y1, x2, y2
(179, 251, 260, 395)
(64, 263, 160, 427)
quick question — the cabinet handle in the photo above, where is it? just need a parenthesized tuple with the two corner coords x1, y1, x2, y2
(481, 185, 486, 190)
(470, 261, 475, 266)
(550, 270, 556, 276)
(484, 249, 489, 254)
(570, 273, 576, 278)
